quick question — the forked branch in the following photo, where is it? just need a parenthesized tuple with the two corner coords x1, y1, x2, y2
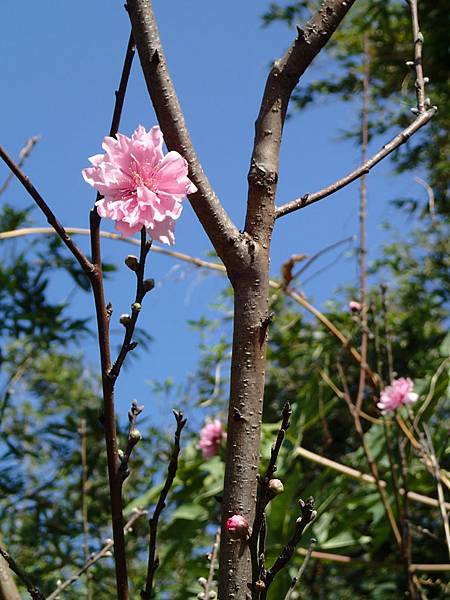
(276, 0, 436, 219)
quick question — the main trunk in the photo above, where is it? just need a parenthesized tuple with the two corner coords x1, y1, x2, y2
(219, 251, 271, 599)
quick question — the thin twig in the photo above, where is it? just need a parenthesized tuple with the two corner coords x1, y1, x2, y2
(355, 34, 370, 416)
(261, 498, 316, 598)
(0, 145, 94, 276)
(398, 435, 416, 597)
(0, 135, 40, 196)
(275, 108, 436, 218)
(422, 426, 450, 558)
(46, 509, 147, 600)
(141, 410, 187, 599)
(337, 363, 402, 546)
(250, 403, 292, 594)
(200, 529, 220, 598)
(79, 419, 92, 600)
(284, 538, 316, 600)
(0, 546, 45, 600)
(125, 0, 240, 265)
(408, 0, 427, 114)
(109, 229, 153, 381)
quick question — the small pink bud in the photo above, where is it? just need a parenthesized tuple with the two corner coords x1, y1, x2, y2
(268, 478, 284, 495)
(226, 515, 249, 540)
(349, 301, 362, 312)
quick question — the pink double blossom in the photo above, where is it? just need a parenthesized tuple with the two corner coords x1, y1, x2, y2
(82, 125, 197, 245)
(377, 377, 418, 413)
(198, 419, 225, 458)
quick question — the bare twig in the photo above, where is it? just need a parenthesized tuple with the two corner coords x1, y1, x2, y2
(0, 546, 45, 600)
(408, 0, 427, 114)
(0, 145, 94, 276)
(337, 363, 402, 546)
(119, 400, 144, 479)
(250, 403, 292, 594)
(276, 0, 436, 219)
(275, 108, 436, 218)
(422, 426, 450, 558)
(398, 435, 416, 597)
(86, 30, 136, 600)
(125, 0, 241, 266)
(141, 410, 187, 599)
(0, 136, 40, 196)
(109, 229, 153, 381)
(355, 34, 370, 416)
(199, 529, 220, 599)
(79, 419, 92, 600)
(261, 498, 316, 598)
(46, 509, 147, 600)
(284, 538, 316, 600)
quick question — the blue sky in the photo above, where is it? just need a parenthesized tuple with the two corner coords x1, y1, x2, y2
(0, 1, 421, 427)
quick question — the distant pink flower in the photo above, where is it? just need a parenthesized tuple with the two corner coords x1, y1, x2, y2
(226, 515, 249, 540)
(82, 125, 197, 245)
(377, 378, 419, 413)
(349, 301, 362, 312)
(198, 419, 225, 458)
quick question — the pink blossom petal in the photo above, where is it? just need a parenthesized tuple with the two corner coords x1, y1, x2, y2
(83, 125, 195, 245)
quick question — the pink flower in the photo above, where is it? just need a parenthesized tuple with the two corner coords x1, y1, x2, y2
(377, 378, 419, 413)
(349, 301, 362, 312)
(198, 419, 225, 459)
(82, 125, 197, 245)
(226, 515, 249, 540)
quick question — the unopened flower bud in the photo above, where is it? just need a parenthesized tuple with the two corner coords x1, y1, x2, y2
(131, 302, 141, 312)
(130, 429, 142, 441)
(349, 300, 361, 313)
(255, 580, 266, 591)
(268, 478, 284, 495)
(226, 514, 249, 540)
(143, 278, 155, 292)
(208, 592, 217, 599)
(120, 314, 131, 327)
(117, 449, 124, 460)
(125, 255, 139, 271)
(198, 577, 207, 587)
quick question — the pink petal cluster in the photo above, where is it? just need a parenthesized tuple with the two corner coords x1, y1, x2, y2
(82, 125, 197, 245)
(349, 300, 362, 312)
(226, 514, 249, 540)
(198, 419, 225, 459)
(377, 377, 419, 413)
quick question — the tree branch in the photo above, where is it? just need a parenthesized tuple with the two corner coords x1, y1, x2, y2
(275, 109, 436, 218)
(0, 136, 40, 197)
(125, 0, 241, 266)
(246, 0, 357, 236)
(141, 410, 187, 599)
(250, 403, 292, 594)
(109, 229, 154, 381)
(0, 145, 94, 276)
(0, 547, 45, 600)
(276, 0, 436, 219)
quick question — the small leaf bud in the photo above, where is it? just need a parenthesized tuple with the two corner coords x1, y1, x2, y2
(268, 478, 284, 495)
(143, 278, 155, 292)
(120, 314, 131, 327)
(198, 577, 207, 587)
(125, 255, 139, 271)
(130, 429, 142, 442)
(131, 302, 141, 312)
